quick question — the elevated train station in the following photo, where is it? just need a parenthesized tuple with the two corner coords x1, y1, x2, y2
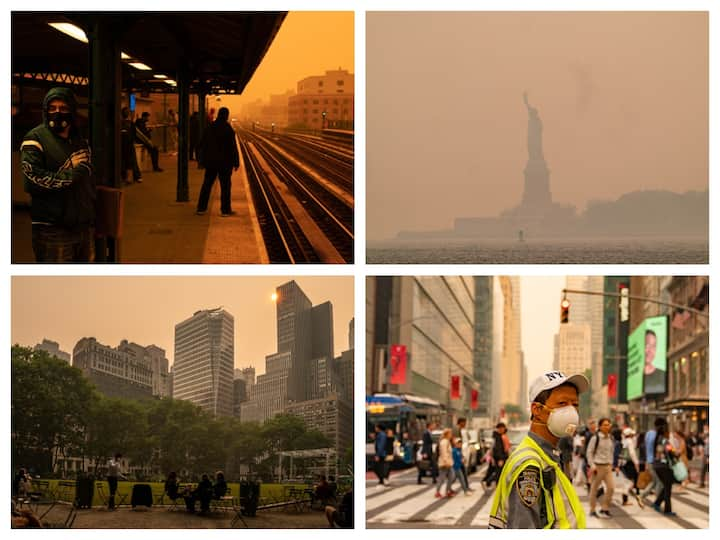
(12, 12, 287, 263)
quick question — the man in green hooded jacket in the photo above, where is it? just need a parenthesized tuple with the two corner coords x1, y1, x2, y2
(21, 87, 95, 262)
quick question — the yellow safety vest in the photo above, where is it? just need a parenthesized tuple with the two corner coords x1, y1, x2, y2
(489, 435, 586, 529)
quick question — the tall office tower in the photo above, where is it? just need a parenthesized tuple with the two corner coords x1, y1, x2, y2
(557, 324, 592, 375)
(348, 318, 355, 350)
(249, 352, 291, 422)
(473, 276, 494, 419)
(174, 307, 235, 417)
(334, 348, 354, 404)
(276, 281, 334, 402)
(367, 276, 476, 417)
(276, 281, 313, 402)
(497, 277, 524, 410)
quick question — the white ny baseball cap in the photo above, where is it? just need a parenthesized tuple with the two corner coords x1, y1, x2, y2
(528, 370, 589, 403)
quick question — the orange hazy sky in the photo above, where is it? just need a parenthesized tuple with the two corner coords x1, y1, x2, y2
(367, 12, 708, 241)
(220, 11, 354, 113)
(11, 276, 354, 376)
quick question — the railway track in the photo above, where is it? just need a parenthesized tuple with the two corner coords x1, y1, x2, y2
(239, 133, 354, 263)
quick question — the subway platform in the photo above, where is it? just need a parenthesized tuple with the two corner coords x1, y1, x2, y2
(11, 151, 268, 264)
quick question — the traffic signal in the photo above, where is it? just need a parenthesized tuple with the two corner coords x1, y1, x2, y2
(560, 299, 570, 323)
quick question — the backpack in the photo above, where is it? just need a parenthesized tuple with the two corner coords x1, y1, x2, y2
(585, 432, 600, 459)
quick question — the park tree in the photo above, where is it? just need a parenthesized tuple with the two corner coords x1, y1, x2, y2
(262, 413, 306, 452)
(292, 429, 331, 451)
(146, 398, 213, 478)
(11, 346, 97, 475)
(85, 397, 149, 477)
(228, 420, 266, 477)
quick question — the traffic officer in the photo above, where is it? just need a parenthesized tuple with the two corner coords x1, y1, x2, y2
(489, 370, 589, 529)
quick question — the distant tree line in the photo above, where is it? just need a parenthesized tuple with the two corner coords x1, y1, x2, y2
(11, 346, 344, 481)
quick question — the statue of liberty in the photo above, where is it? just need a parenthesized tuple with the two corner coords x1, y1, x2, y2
(523, 92, 544, 161)
(520, 92, 552, 210)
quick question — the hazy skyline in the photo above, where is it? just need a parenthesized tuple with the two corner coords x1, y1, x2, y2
(11, 276, 354, 376)
(367, 12, 708, 241)
(520, 276, 565, 385)
(220, 11, 354, 114)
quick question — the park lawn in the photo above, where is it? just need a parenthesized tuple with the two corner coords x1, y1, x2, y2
(40, 479, 311, 507)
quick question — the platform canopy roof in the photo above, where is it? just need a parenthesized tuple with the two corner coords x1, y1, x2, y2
(12, 12, 287, 94)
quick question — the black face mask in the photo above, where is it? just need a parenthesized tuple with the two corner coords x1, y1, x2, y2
(47, 112, 73, 134)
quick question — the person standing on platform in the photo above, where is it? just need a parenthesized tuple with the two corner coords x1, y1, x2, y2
(120, 107, 142, 184)
(135, 112, 163, 172)
(196, 107, 239, 217)
(489, 371, 589, 529)
(20, 87, 95, 262)
(166, 109, 178, 155)
(189, 111, 200, 161)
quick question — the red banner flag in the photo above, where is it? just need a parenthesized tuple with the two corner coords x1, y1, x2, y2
(389, 344, 407, 384)
(608, 373, 617, 398)
(471, 389, 479, 410)
(451, 375, 461, 399)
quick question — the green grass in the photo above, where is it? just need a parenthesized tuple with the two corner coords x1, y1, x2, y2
(40, 479, 311, 507)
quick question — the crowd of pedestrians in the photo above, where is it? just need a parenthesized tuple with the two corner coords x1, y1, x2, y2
(369, 370, 709, 530)
(566, 415, 708, 522)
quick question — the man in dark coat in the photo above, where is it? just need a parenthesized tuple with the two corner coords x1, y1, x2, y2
(418, 422, 438, 484)
(20, 87, 95, 262)
(196, 107, 240, 216)
(120, 107, 142, 183)
(483, 422, 509, 488)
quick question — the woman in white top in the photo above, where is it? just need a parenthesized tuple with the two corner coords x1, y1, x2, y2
(435, 428, 455, 499)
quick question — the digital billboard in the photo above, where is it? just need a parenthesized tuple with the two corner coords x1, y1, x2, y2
(626, 315, 668, 400)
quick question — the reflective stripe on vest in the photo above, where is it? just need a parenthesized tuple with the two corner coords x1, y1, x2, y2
(489, 435, 586, 529)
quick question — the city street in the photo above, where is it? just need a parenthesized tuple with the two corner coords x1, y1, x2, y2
(366, 465, 709, 529)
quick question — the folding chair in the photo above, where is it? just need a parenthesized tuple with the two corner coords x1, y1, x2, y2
(56, 481, 76, 505)
(210, 487, 234, 514)
(29, 480, 58, 519)
(230, 500, 248, 528)
(95, 482, 109, 507)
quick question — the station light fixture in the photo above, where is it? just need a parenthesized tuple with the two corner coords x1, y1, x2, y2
(48, 22, 88, 43)
(128, 61, 152, 71)
(49, 23, 136, 64)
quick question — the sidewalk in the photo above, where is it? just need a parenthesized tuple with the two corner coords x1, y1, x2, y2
(11, 152, 268, 264)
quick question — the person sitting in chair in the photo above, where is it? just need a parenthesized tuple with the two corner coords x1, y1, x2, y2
(164, 471, 180, 503)
(325, 489, 353, 528)
(312, 475, 333, 508)
(213, 471, 228, 499)
(185, 474, 213, 514)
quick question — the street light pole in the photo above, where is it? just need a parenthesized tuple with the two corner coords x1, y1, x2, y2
(562, 288, 708, 318)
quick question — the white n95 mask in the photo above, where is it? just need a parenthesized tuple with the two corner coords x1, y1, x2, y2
(536, 404, 580, 438)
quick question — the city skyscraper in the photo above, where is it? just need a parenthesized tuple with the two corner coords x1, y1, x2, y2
(275, 281, 334, 403)
(173, 307, 235, 418)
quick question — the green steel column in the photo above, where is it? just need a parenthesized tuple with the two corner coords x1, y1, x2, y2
(176, 67, 190, 202)
(87, 17, 122, 262)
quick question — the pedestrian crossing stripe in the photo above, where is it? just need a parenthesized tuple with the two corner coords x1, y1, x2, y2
(366, 465, 709, 529)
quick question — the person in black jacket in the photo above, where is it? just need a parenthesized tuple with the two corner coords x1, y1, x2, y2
(196, 107, 240, 216)
(120, 107, 142, 184)
(20, 87, 95, 262)
(185, 473, 213, 514)
(418, 422, 438, 484)
(483, 422, 509, 488)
